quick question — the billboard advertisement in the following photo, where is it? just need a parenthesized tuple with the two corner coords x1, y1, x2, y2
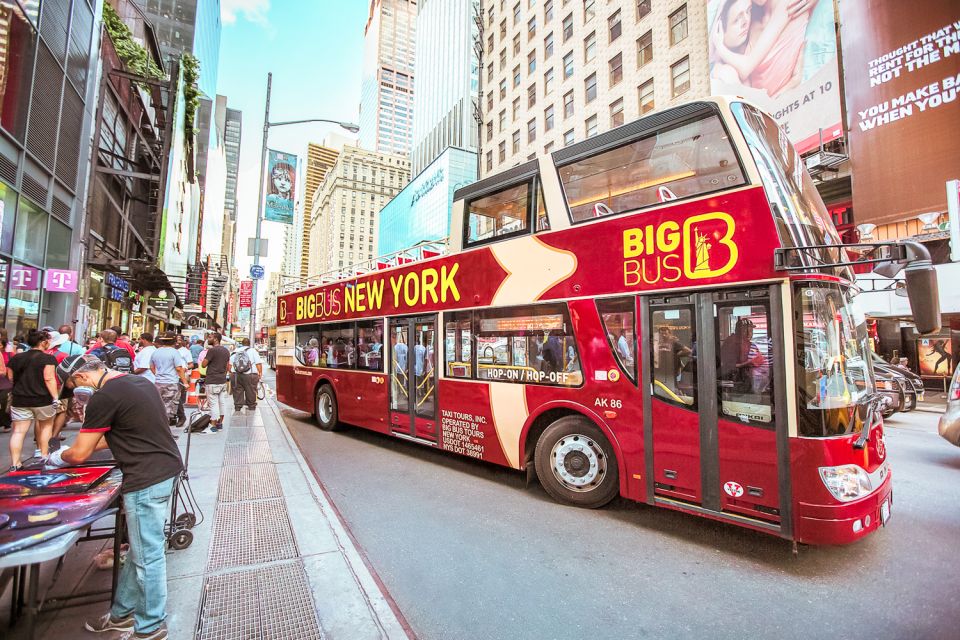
(708, 0, 843, 154)
(264, 150, 297, 224)
(917, 337, 953, 377)
(839, 0, 960, 226)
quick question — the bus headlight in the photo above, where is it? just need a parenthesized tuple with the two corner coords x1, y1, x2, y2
(819, 465, 873, 502)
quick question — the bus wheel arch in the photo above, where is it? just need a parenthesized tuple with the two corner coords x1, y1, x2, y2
(314, 381, 341, 431)
(525, 408, 622, 508)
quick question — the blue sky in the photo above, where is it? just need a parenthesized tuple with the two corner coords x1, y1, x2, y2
(218, 0, 369, 289)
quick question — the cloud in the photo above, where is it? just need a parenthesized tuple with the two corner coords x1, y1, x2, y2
(221, 0, 271, 26)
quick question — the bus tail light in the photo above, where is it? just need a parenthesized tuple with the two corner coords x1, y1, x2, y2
(819, 465, 872, 502)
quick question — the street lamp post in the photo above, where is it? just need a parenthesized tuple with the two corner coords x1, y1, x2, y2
(248, 73, 359, 343)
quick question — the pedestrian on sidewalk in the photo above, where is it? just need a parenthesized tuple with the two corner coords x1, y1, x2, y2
(49, 354, 183, 640)
(133, 333, 157, 383)
(6, 329, 59, 470)
(189, 335, 204, 364)
(57, 324, 85, 357)
(87, 330, 135, 373)
(0, 332, 12, 434)
(151, 331, 187, 427)
(174, 335, 194, 426)
(230, 338, 262, 412)
(111, 326, 137, 361)
(201, 332, 231, 432)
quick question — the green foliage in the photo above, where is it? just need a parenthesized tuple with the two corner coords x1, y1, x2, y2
(103, 3, 164, 84)
(181, 53, 201, 149)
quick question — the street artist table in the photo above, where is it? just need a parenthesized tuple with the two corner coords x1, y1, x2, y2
(0, 466, 123, 638)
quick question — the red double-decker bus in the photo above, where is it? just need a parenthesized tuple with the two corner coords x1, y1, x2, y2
(275, 99, 939, 546)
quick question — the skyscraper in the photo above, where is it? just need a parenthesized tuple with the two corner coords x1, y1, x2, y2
(410, 0, 480, 174)
(300, 142, 341, 280)
(224, 106, 242, 222)
(359, 0, 418, 156)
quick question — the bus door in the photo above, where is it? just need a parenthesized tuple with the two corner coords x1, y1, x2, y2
(642, 286, 787, 529)
(389, 315, 438, 441)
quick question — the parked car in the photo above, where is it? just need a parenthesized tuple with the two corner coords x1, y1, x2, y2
(872, 353, 925, 410)
(874, 366, 903, 418)
(938, 366, 960, 446)
(872, 359, 919, 412)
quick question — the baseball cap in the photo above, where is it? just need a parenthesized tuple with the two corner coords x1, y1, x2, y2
(157, 330, 177, 344)
(56, 354, 102, 385)
(47, 331, 68, 348)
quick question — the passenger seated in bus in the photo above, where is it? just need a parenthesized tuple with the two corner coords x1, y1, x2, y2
(654, 325, 691, 391)
(542, 332, 563, 374)
(305, 338, 320, 367)
(719, 318, 765, 393)
(323, 338, 336, 368)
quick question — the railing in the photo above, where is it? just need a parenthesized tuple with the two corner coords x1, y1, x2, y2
(279, 238, 450, 294)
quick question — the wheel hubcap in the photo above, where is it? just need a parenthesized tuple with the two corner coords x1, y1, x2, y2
(550, 434, 605, 492)
(318, 393, 332, 423)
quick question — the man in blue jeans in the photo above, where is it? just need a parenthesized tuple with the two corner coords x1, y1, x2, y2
(49, 355, 183, 640)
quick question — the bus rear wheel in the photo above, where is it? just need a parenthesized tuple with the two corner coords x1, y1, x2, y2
(315, 384, 340, 431)
(534, 416, 619, 508)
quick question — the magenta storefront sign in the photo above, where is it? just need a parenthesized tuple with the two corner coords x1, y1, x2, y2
(44, 269, 79, 293)
(10, 265, 40, 290)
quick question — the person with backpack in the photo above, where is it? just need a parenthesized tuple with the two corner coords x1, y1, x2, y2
(150, 331, 188, 428)
(87, 330, 134, 373)
(230, 338, 262, 412)
(111, 326, 137, 361)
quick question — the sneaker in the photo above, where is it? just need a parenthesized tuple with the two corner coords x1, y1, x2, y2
(117, 623, 168, 640)
(33, 448, 42, 459)
(7, 465, 22, 473)
(84, 612, 135, 633)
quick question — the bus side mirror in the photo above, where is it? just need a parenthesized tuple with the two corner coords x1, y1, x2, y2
(902, 241, 941, 335)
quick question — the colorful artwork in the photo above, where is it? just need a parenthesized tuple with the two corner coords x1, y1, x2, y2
(918, 338, 954, 377)
(264, 149, 297, 224)
(0, 466, 115, 498)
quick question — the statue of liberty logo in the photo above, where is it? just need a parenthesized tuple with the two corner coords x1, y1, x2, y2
(693, 228, 712, 275)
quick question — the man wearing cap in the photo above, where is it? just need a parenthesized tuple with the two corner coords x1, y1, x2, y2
(49, 354, 182, 640)
(150, 331, 187, 427)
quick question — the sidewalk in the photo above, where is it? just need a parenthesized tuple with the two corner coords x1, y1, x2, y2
(2, 393, 412, 640)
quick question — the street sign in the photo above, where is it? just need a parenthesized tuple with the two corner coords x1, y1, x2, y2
(250, 264, 265, 280)
(239, 280, 253, 308)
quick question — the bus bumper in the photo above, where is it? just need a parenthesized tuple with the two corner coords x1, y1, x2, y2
(794, 470, 893, 545)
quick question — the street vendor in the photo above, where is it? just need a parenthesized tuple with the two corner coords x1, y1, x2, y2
(48, 354, 182, 640)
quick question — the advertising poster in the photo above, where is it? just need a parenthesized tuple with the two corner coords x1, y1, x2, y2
(917, 337, 953, 377)
(264, 149, 297, 224)
(708, 0, 843, 153)
(839, 0, 960, 226)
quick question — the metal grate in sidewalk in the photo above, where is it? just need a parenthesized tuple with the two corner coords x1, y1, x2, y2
(227, 427, 268, 444)
(217, 463, 282, 503)
(207, 499, 298, 570)
(197, 560, 324, 640)
(223, 440, 272, 465)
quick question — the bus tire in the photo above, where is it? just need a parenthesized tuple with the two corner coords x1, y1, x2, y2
(534, 416, 619, 508)
(315, 384, 340, 431)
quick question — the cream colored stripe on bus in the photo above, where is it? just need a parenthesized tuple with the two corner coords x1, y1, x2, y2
(489, 383, 529, 469)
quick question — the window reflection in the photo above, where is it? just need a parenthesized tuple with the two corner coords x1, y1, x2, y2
(717, 305, 773, 424)
(467, 182, 530, 244)
(597, 296, 636, 382)
(0, 5, 36, 141)
(651, 308, 696, 406)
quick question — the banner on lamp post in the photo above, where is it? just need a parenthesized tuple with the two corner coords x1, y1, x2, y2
(264, 149, 297, 224)
(239, 280, 254, 308)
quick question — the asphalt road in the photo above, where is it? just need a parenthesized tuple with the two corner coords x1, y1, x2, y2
(276, 380, 960, 640)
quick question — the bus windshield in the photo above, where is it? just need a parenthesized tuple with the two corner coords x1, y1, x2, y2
(730, 103, 851, 278)
(794, 282, 874, 437)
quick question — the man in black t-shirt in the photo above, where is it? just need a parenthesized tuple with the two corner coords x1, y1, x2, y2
(49, 355, 182, 640)
(201, 332, 231, 432)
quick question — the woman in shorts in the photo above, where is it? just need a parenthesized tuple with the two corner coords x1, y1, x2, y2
(7, 329, 60, 470)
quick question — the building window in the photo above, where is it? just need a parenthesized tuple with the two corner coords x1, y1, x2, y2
(528, 83, 537, 107)
(670, 5, 688, 46)
(499, 109, 507, 131)
(500, 48, 507, 69)
(528, 118, 537, 142)
(637, 30, 653, 68)
(564, 129, 575, 146)
(609, 52, 623, 86)
(584, 0, 595, 22)
(485, 151, 493, 172)
(512, 130, 521, 153)
(563, 90, 574, 118)
(487, 92, 494, 111)
(466, 182, 531, 246)
(500, 19, 507, 40)
(544, 141, 554, 154)
(545, 105, 555, 131)
(563, 51, 574, 78)
(636, 0, 651, 21)
(545, 0, 554, 21)
(514, 33, 521, 55)
(513, 97, 521, 120)
(610, 98, 624, 127)
(528, 16, 536, 40)
(584, 72, 597, 103)
(639, 78, 655, 113)
(584, 31, 596, 63)
(500, 79, 507, 99)
(488, 33, 495, 54)
(487, 121, 494, 141)
(0, 10, 35, 141)
(528, 50, 537, 73)
(514, 65, 521, 87)
(544, 67, 554, 94)
(499, 141, 506, 162)
(585, 114, 598, 137)
(514, 1, 521, 24)
(545, 32, 554, 57)
(608, 9, 621, 42)
(563, 13, 573, 41)
(671, 56, 690, 96)
(487, 63, 494, 82)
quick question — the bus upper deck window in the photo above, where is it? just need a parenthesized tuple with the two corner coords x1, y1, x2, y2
(466, 182, 532, 245)
(558, 115, 745, 223)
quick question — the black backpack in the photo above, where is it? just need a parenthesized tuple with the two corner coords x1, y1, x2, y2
(102, 344, 133, 373)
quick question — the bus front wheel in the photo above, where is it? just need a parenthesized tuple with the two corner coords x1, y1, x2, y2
(315, 384, 340, 431)
(534, 416, 619, 508)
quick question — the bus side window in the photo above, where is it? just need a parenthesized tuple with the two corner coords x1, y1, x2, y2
(466, 181, 532, 246)
(321, 322, 356, 369)
(445, 311, 472, 378)
(650, 308, 697, 407)
(716, 304, 773, 425)
(356, 319, 384, 372)
(296, 325, 321, 367)
(597, 297, 636, 383)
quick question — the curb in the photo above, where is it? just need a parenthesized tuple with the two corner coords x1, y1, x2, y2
(265, 398, 416, 640)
